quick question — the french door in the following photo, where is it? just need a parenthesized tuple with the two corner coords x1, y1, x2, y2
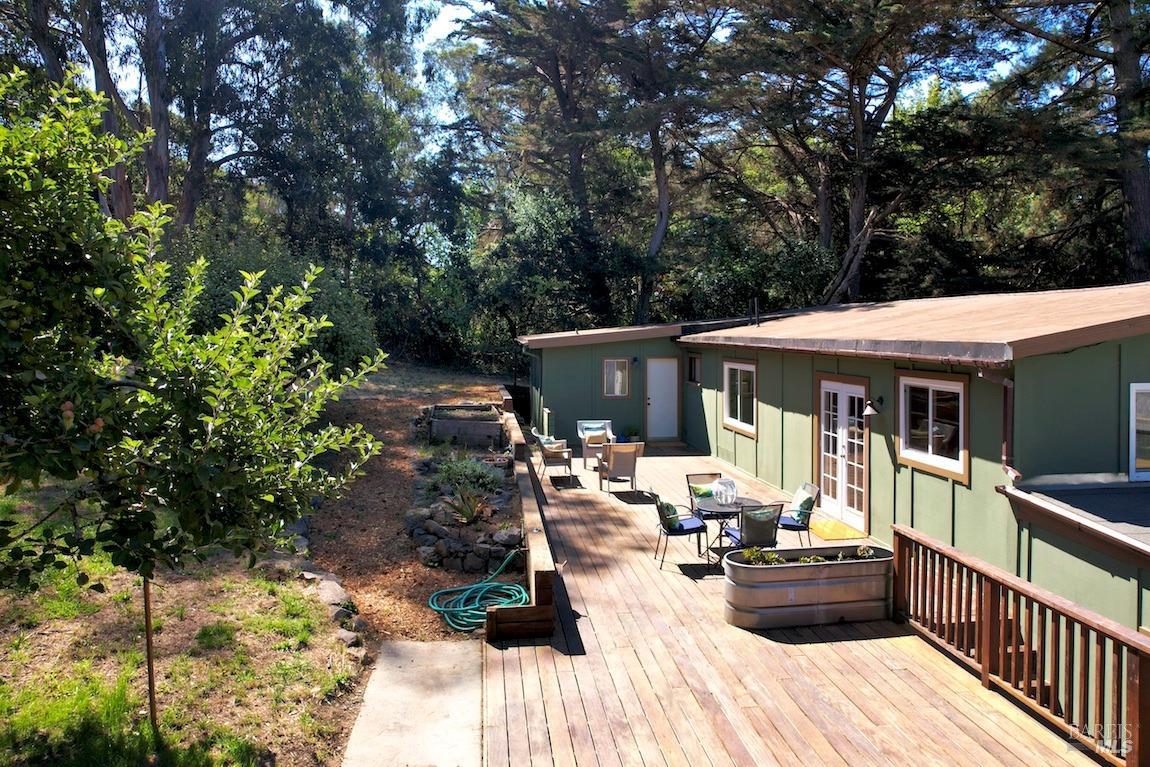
(818, 380, 867, 532)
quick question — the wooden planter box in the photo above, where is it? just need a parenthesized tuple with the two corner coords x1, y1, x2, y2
(722, 544, 894, 630)
(429, 404, 505, 448)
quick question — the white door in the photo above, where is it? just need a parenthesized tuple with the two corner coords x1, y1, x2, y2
(819, 381, 867, 531)
(646, 358, 679, 440)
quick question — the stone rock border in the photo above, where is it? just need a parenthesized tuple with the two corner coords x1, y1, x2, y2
(256, 515, 372, 665)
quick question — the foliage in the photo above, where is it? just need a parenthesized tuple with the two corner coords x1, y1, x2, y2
(741, 548, 785, 566)
(798, 555, 829, 564)
(432, 459, 504, 497)
(194, 622, 238, 652)
(444, 490, 496, 526)
(0, 69, 386, 590)
(168, 223, 379, 371)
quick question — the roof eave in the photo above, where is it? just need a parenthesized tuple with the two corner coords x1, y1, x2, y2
(676, 335, 1015, 367)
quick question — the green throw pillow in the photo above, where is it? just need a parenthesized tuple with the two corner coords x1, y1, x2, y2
(657, 501, 680, 532)
(789, 487, 817, 524)
(689, 483, 714, 498)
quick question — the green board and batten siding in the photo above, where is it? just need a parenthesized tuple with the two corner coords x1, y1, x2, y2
(681, 345, 1015, 568)
(531, 337, 682, 445)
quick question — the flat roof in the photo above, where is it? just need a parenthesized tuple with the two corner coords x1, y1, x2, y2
(518, 319, 744, 350)
(678, 282, 1150, 366)
(1035, 486, 1150, 547)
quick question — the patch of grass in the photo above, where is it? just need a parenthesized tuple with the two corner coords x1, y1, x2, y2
(195, 621, 238, 652)
(0, 662, 263, 766)
(244, 586, 320, 650)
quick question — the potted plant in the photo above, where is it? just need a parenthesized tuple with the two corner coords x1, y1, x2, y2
(619, 425, 641, 443)
(722, 543, 893, 629)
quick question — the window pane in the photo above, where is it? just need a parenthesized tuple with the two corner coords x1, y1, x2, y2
(907, 386, 930, 452)
(932, 389, 960, 460)
(688, 356, 700, 383)
(727, 368, 738, 420)
(1136, 390, 1150, 473)
(604, 360, 626, 396)
(739, 370, 754, 426)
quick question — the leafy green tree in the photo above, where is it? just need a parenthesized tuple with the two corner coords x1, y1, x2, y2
(0, 67, 384, 738)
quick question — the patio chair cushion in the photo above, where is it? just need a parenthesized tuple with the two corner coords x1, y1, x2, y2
(688, 482, 714, 498)
(657, 501, 680, 531)
(788, 486, 817, 524)
(779, 512, 808, 530)
(665, 516, 706, 536)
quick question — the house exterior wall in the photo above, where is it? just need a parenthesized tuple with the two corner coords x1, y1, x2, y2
(681, 345, 1017, 570)
(1011, 332, 1150, 626)
(534, 337, 682, 444)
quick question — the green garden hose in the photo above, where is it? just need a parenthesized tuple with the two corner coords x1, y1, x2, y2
(428, 548, 530, 632)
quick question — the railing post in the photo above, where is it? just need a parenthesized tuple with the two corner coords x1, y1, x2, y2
(981, 577, 1000, 689)
(893, 531, 907, 622)
(1129, 649, 1150, 766)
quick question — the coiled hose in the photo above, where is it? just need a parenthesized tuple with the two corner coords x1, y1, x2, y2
(428, 548, 529, 631)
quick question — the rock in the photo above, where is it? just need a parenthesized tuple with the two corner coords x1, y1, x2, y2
(291, 535, 310, 554)
(299, 568, 340, 584)
(253, 557, 298, 580)
(473, 543, 494, 560)
(489, 545, 508, 562)
(317, 580, 350, 606)
(336, 628, 361, 647)
(434, 539, 450, 558)
(431, 508, 455, 526)
(346, 645, 370, 665)
(414, 533, 438, 548)
(492, 527, 522, 547)
(404, 507, 432, 529)
(443, 557, 463, 572)
(328, 605, 353, 623)
(285, 516, 310, 537)
(351, 616, 368, 632)
(417, 546, 440, 567)
(423, 519, 451, 539)
(463, 553, 485, 573)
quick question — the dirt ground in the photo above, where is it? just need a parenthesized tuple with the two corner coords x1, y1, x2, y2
(311, 362, 510, 643)
(0, 362, 509, 766)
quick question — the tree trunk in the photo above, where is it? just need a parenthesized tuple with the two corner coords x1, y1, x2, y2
(142, 0, 171, 206)
(1109, 0, 1150, 281)
(816, 158, 833, 252)
(142, 577, 160, 740)
(81, 0, 135, 221)
(26, 0, 66, 82)
(633, 126, 671, 325)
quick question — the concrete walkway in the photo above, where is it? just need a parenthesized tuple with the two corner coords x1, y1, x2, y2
(343, 640, 482, 767)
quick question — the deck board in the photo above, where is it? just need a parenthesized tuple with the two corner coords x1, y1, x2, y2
(484, 449, 1095, 766)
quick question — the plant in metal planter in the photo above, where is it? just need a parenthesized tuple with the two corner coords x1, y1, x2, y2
(723, 543, 894, 630)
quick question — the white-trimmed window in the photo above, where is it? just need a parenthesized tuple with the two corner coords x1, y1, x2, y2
(723, 361, 756, 434)
(897, 373, 967, 481)
(602, 358, 629, 398)
(1132, 384, 1150, 481)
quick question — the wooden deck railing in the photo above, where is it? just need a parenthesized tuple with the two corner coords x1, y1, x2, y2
(893, 525, 1150, 766)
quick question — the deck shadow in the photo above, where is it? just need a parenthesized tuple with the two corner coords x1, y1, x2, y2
(548, 475, 584, 491)
(761, 620, 911, 643)
(550, 574, 587, 657)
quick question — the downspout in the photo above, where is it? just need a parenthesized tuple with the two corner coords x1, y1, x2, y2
(979, 369, 1022, 481)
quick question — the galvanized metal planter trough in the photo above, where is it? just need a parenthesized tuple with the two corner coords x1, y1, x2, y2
(722, 544, 894, 630)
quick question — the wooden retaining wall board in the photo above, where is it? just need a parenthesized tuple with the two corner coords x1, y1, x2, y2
(486, 408, 557, 641)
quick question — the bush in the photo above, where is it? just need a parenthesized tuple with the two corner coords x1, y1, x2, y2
(432, 459, 504, 496)
(168, 225, 379, 371)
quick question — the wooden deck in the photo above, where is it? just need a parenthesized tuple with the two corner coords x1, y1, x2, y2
(483, 449, 1098, 766)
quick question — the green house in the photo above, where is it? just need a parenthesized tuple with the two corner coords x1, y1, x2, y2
(520, 283, 1150, 628)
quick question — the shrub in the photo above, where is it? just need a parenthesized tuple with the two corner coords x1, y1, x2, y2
(742, 548, 785, 566)
(168, 225, 379, 371)
(432, 459, 504, 496)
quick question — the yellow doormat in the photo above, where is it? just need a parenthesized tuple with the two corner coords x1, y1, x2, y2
(810, 516, 866, 541)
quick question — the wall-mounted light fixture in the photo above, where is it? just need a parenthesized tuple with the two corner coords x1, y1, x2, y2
(631, 356, 640, 365)
(862, 396, 884, 417)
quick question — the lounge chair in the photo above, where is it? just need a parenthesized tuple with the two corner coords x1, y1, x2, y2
(597, 441, 644, 491)
(531, 428, 571, 477)
(576, 420, 615, 470)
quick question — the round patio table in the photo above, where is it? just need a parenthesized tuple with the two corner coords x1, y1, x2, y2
(694, 496, 764, 564)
